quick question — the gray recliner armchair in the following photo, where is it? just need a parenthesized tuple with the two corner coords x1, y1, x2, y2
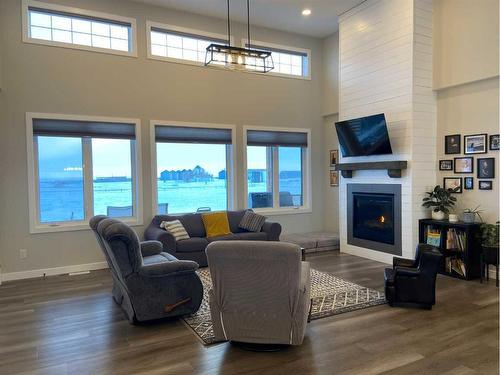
(206, 241, 311, 346)
(90, 216, 203, 323)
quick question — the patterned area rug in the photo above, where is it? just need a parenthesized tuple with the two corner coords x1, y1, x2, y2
(183, 268, 386, 345)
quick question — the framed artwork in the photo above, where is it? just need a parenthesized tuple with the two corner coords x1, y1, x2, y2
(479, 180, 493, 190)
(477, 157, 495, 178)
(490, 134, 500, 151)
(464, 177, 474, 190)
(330, 170, 339, 187)
(439, 160, 453, 171)
(445, 134, 461, 154)
(464, 133, 487, 154)
(330, 149, 338, 167)
(453, 157, 473, 173)
(443, 177, 462, 193)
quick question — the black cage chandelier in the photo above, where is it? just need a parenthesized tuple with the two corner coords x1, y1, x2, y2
(205, 0, 274, 73)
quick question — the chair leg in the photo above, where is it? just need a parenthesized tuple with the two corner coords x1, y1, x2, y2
(496, 265, 499, 288)
(480, 254, 484, 284)
(487, 264, 489, 281)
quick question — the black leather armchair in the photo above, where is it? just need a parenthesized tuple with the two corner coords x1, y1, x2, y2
(385, 244, 442, 309)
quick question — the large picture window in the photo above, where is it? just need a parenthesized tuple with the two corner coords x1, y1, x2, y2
(153, 123, 234, 214)
(245, 128, 310, 212)
(27, 114, 141, 232)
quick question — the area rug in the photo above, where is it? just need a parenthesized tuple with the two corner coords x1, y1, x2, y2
(182, 268, 386, 345)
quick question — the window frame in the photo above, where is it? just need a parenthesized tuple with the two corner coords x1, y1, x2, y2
(243, 126, 312, 215)
(146, 21, 234, 68)
(22, 0, 138, 57)
(26, 113, 143, 234)
(150, 120, 237, 215)
(241, 39, 311, 80)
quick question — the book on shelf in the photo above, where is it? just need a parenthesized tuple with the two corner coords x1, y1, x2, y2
(449, 257, 466, 277)
(426, 227, 441, 247)
(445, 228, 467, 252)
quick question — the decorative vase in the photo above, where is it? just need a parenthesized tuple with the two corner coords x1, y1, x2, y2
(448, 214, 459, 223)
(462, 212, 476, 223)
(432, 210, 446, 220)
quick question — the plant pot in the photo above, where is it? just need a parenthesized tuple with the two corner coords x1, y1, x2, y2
(462, 212, 476, 223)
(432, 210, 446, 221)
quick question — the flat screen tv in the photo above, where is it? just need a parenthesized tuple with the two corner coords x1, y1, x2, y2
(335, 113, 393, 157)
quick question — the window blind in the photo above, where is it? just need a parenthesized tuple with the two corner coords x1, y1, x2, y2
(155, 125, 232, 144)
(246, 130, 308, 147)
(32, 119, 136, 139)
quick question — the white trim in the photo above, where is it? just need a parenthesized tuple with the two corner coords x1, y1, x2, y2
(1, 261, 108, 282)
(26, 112, 143, 234)
(242, 125, 312, 215)
(22, 0, 138, 58)
(150, 120, 237, 215)
(146, 20, 234, 68)
(241, 38, 312, 80)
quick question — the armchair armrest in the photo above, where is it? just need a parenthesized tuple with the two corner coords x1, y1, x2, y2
(393, 257, 415, 268)
(144, 225, 177, 252)
(139, 260, 199, 277)
(261, 221, 282, 241)
(140, 240, 163, 257)
(394, 266, 420, 277)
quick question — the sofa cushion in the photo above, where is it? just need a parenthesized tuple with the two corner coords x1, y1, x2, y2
(238, 211, 266, 232)
(236, 232, 268, 241)
(154, 214, 206, 238)
(176, 237, 209, 253)
(143, 253, 173, 265)
(227, 210, 250, 233)
(207, 234, 239, 243)
(202, 212, 232, 238)
(280, 233, 316, 250)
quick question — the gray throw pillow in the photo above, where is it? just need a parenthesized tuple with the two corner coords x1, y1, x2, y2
(238, 211, 266, 232)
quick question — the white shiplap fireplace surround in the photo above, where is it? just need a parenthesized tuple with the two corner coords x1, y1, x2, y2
(338, 0, 437, 264)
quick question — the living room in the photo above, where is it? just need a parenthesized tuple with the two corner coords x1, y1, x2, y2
(0, 0, 498, 373)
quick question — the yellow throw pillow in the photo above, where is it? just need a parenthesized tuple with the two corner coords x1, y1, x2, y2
(202, 212, 232, 238)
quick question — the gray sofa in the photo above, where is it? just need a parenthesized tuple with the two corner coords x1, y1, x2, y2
(144, 210, 282, 267)
(90, 216, 203, 323)
(207, 241, 311, 345)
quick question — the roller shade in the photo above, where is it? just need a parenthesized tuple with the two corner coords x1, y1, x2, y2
(33, 119, 136, 139)
(155, 125, 232, 144)
(247, 130, 308, 147)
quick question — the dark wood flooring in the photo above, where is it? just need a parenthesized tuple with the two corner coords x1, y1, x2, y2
(0, 251, 498, 375)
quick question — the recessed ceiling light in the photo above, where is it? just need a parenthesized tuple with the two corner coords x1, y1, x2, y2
(302, 9, 311, 16)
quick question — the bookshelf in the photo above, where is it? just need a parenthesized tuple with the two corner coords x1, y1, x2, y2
(419, 219, 481, 280)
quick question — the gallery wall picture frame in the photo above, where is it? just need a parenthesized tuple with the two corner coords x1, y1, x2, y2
(330, 149, 339, 167)
(445, 134, 461, 154)
(464, 177, 474, 190)
(453, 157, 474, 174)
(439, 159, 453, 171)
(479, 180, 493, 190)
(464, 133, 487, 154)
(330, 170, 339, 187)
(443, 177, 462, 193)
(477, 157, 495, 179)
(490, 134, 500, 151)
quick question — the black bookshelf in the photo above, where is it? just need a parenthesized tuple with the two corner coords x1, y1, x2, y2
(419, 219, 481, 280)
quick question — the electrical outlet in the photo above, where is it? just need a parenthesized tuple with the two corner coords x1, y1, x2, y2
(19, 249, 28, 259)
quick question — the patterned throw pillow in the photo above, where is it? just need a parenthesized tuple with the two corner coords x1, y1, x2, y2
(238, 211, 266, 232)
(160, 220, 190, 241)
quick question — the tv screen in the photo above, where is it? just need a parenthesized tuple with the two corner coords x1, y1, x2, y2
(335, 113, 393, 157)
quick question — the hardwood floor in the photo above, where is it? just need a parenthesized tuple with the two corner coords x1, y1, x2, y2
(0, 251, 498, 375)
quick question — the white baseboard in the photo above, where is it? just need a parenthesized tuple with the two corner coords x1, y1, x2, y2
(0, 262, 108, 283)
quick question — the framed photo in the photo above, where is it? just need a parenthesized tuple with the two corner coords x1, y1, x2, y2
(439, 160, 453, 171)
(443, 177, 462, 193)
(453, 157, 473, 173)
(477, 157, 495, 178)
(490, 134, 500, 151)
(330, 170, 339, 187)
(445, 134, 461, 154)
(464, 134, 487, 154)
(479, 180, 493, 190)
(464, 177, 474, 190)
(330, 150, 339, 167)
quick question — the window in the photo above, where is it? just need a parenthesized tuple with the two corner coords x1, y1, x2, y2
(245, 128, 310, 212)
(27, 114, 142, 232)
(153, 123, 235, 214)
(23, 1, 137, 56)
(243, 40, 310, 79)
(147, 22, 229, 65)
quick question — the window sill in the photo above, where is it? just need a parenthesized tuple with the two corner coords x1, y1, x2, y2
(29, 218, 143, 234)
(253, 207, 312, 216)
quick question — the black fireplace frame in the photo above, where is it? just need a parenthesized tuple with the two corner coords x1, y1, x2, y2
(347, 184, 402, 256)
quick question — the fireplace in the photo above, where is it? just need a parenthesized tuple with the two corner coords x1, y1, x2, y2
(347, 184, 402, 255)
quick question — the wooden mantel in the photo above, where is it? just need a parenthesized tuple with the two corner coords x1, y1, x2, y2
(334, 161, 408, 178)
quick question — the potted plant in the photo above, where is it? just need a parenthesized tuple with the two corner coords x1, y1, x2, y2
(422, 185, 457, 220)
(463, 205, 484, 223)
(481, 222, 500, 248)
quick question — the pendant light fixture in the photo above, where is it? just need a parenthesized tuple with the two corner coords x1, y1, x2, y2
(205, 0, 274, 73)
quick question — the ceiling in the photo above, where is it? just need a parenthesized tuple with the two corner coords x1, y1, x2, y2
(133, 0, 365, 38)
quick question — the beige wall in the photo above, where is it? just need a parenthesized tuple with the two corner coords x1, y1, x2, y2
(321, 32, 339, 116)
(0, 0, 326, 276)
(323, 114, 340, 233)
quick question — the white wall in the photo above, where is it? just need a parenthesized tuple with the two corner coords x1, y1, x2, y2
(322, 32, 339, 116)
(0, 0, 326, 278)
